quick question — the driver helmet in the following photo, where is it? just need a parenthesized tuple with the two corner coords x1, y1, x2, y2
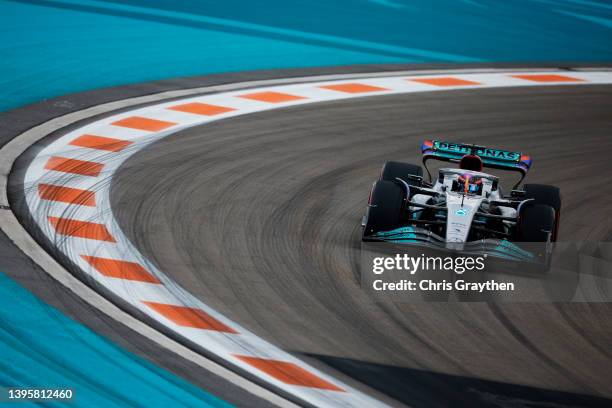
(456, 173, 483, 195)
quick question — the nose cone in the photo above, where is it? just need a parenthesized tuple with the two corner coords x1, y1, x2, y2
(445, 193, 481, 245)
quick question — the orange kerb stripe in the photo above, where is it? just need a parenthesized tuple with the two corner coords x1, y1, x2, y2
(168, 102, 235, 116)
(410, 77, 481, 86)
(112, 116, 176, 132)
(320, 83, 388, 93)
(69, 134, 133, 152)
(81, 255, 159, 283)
(238, 91, 306, 103)
(142, 302, 237, 333)
(38, 184, 95, 207)
(512, 74, 583, 83)
(48, 217, 115, 242)
(235, 356, 344, 391)
(45, 156, 104, 177)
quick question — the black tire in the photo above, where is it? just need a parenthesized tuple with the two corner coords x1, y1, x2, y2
(380, 161, 423, 185)
(363, 180, 404, 237)
(523, 184, 561, 240)
(516, 204, 556, 271)
(523, 184, 561, 212)
(517, 204, 556, 242)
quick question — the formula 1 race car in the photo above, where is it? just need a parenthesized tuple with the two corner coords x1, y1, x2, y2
(362, 140, 561, 264)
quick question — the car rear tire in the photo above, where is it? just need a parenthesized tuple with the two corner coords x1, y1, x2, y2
(523, 184, 561, 212)
(363, 180, 405, 237)
(380, 161, 423, 185)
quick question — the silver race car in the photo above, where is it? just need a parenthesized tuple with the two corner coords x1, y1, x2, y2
(362, 140, 561, 264)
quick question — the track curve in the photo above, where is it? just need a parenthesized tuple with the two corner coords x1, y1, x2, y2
(111, 85, 612, 407)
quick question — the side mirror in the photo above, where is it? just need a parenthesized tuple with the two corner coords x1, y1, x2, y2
(510, 189, 526, 198)
(405, 174, 423, 183)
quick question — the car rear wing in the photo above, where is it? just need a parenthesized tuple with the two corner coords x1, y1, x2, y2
(421, 140, 532, 186)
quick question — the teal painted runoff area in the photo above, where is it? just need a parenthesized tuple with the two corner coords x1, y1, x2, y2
(0, 0, 611, 111)
(0, 271, 233, 407)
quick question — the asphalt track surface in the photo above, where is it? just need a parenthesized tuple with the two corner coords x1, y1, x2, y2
(110, 85, 612, 407)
